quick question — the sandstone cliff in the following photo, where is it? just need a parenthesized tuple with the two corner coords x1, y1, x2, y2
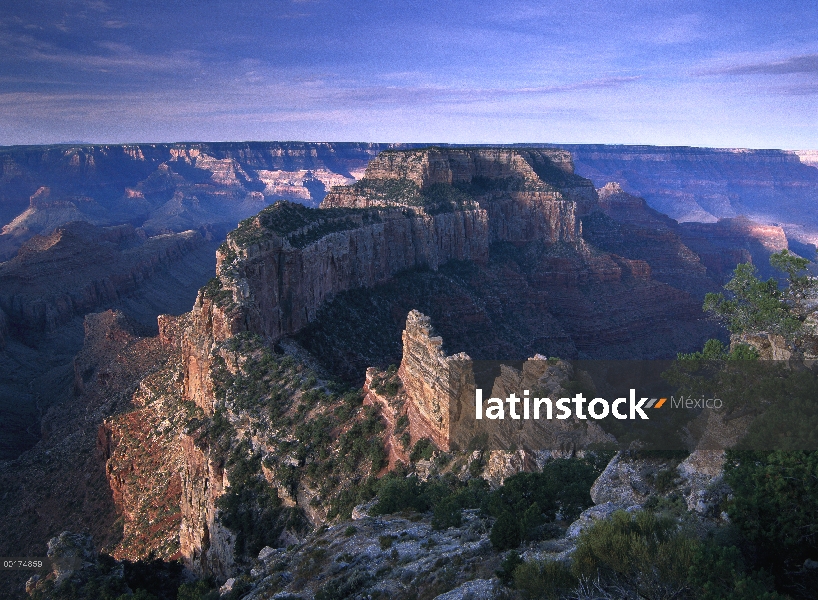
(393, 310, 614, 459)
(322, 147, 591, 243)
(397, 310, 473, 452)
(182, 201, 490, 413)
(0, 310, 176, 599)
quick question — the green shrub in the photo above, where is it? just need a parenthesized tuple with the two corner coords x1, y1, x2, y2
(431, 495, 462, 530)
(513, 559, 577, 600)
(379, 535, 395, 550)
(687, 540, 784, 600)
(724, 449, 818, 591)
(371, 475, 426, 515)
(496, 550, 523, 586)
(490, 511, 522, 550)
(177, 580, 219, 600)
(572, 510, 697, 599)
(409, 438, 435, 462)
(483, 458, 601, 549)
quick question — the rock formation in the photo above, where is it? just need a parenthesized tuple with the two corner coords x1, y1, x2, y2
(397, 310, 473, 452)
(393, 309, 615, 462)
(0, 309, 175, 598)
(178, 433, 236, 578)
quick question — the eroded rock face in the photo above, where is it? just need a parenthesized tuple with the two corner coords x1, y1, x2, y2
(236, 209, 489, 343)
(99, 358, 188, 560)
(178, 434, 236, 579)
(398, 310, 473, 452)
(322, 147, 592, 244)
(590, 452, 655, 506)
(678, 217, 789, 281)
(167, 147, 733, 581)
(733, 331, 792, 360)
(0, 142, 401, 260)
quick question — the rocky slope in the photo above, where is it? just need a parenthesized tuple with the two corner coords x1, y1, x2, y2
(587, 182, 793, 287)
(0, 221, 217, 460)
(0, 222, 213, 336)
(0, 311, 175, 599)
(164, 147, 728, 579)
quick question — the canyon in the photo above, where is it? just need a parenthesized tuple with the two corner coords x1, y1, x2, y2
(139, 146, 771, 579)
(0, 141, 401, 260)
(3, 142, 817, 599)
(0, 142, 404, 460)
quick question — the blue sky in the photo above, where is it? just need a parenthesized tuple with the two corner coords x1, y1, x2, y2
(1, 0, 816, 148)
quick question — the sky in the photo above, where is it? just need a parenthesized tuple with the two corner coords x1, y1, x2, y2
(0, 0, 816, 148)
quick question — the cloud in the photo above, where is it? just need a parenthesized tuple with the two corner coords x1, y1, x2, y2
(714, 54, 818, 76)
(22, 41, 202, 75)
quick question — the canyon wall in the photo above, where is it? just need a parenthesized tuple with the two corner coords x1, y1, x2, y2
(174, 148, 598, 573)
(0, 221, 212, 336)
(160, 146, 771, 578)
(182, 205, 490, 414)
(397, 310, 473, 452)
(560, 144, 818, 246)
(0, 142, 407, 261)
(180, 147, 592, 412)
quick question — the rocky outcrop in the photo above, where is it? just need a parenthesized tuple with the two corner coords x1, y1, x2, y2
(0, 142, 406, 261)
(322, 147, 590, 244)
(178, 434, 236, 579)
(183, 204, 489, 412)
(678, 216, 789, 281)
(0, 309, 177, 600)
(169, 147, 728, 581)
(589, 452, 655, 506)
(397, 310, 473, 452)
(393, 310, 615, 462)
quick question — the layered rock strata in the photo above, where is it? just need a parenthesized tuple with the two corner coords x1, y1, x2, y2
(322, 147, 591, 243)
(394, 310, 615, 458)
(397, 310, 473, 452)
(561, 144, 818, 245)
(0, 221, 210, 336)
(182, 204, 489, 413)
(166, 147, 729, 580)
